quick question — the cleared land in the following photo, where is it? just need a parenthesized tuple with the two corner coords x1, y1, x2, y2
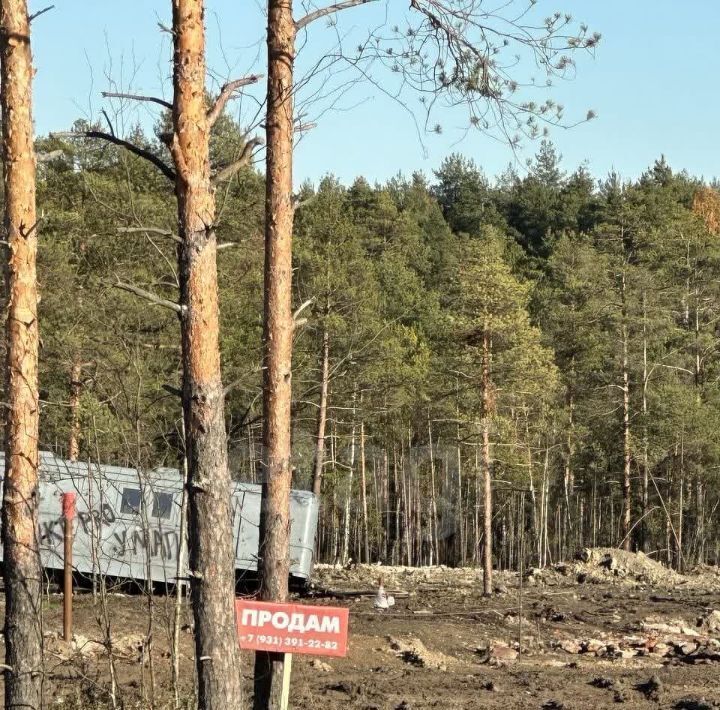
(4, 550, 720, 708)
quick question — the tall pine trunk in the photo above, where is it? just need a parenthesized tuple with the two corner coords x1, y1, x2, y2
(341, 388, 357, 565)
(621, 266, 632, 551)
(482, 329, 493, 596)
(69, 359, 82, 462)
(641, 292, 649, 552)
(254, 0, 296, 705)
(359, 418, 370, 562)
(1, 1, 43, 706)
(311, 327, 329, 495)
(171, 1, 242, 706)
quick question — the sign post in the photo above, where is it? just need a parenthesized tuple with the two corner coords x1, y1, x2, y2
(237, 599, 349, 708)
(61, 492, 76, 642)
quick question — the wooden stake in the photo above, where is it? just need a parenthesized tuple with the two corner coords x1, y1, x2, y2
(280, 653, 293, 710)
(62, 492, 76, 642)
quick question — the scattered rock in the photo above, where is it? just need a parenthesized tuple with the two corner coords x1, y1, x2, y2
(642, 620, 683, 634)
(699, 610, 720, 634)
(583, 639, 607, 655)
(650, 641, 672, 657)
(590, 676, 614, 689)
(636, 675, 662, 701)
(677, 641, 699, 655)
(504, 613, 530, 628)
(476, 643, 519, 665)
(559, 639, 582, 654)
(388, 636, 452, 671)
(112, 633, 146, 660)
(310, 659, 333, 672)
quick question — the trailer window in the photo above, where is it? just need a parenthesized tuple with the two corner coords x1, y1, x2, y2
(120, 487, 142, 515)
(152, 491, 173, 520)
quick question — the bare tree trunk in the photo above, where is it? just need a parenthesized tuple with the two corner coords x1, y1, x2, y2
(341, 388, 357, 565)
(173, 419, 190, 710)
(383, 446, 389, 561)
(564, 383, 575, 555)
(525, 416, 539, 566)
(171, 2, 242, 707)
(360, 417, 370, 563)
(678, 434, 685, 571)
(428, 413, 439, 566)
(641, 292, 649, 552)
(482, 329, 493, 597)
(1, 1, 43, 705)
(255, 0, 297, 704)
(311, 327, 329, 495)
(621, 266, 632, 551)
(393, 447, 400, 565)
(455, 381, 465, 566)
(69, 360, 82, 462)
(400, 442, 410, 565)
(542, 445, 550, 567)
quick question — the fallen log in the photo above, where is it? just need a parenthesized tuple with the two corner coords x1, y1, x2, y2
(307, 586, 411, 599)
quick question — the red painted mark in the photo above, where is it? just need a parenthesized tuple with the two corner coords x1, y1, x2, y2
(61, 492, 77, 521)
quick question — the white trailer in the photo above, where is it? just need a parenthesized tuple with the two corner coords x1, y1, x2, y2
(0, 451, 318, 584)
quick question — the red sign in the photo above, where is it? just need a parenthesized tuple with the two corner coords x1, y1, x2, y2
(236, 600, 349, 657)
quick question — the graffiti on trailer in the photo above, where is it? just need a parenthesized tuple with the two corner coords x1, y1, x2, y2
(111, 527, 179, 561)
(40, 502, 116, 545)
(39, 503, 180, 562)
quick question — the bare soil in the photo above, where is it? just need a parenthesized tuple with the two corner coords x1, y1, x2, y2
(4, 551, 720, 708)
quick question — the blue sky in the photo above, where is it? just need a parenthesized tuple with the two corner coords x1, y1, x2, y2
(32, 1, 719, 185)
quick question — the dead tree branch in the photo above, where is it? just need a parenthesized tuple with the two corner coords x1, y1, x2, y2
(117, 227, 182, 244)
(111, 279, 185, 315)
(29, 5, 54, 22)
(296, 0, 377, 31)
(207, 74, 264, 127)
(52, 131, 176, 182)
(102, 91, 173, 110)
(211, 137, 264, 183)
(164, 132, 189, 183)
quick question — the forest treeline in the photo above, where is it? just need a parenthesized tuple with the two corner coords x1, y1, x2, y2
(30, 121, 720, 574)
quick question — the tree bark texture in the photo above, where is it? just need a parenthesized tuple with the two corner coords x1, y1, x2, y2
(621, 267, 632, 552)
(311, 328, 329, 496)
(1, 1, 43, 706)
(481, 329, 493, 596)
(171, 2, 242, 707)
(254, 0, 296, 706)
(68, 359, 82, 462)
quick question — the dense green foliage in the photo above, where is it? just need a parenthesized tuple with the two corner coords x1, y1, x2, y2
(25, 125, 720, 570)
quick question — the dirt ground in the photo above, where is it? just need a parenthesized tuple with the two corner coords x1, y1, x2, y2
(4, 549, 720, 708)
